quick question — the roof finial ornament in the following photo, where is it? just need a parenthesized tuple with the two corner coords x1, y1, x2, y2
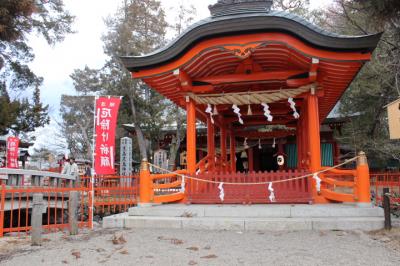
(209, 0, 273, 17)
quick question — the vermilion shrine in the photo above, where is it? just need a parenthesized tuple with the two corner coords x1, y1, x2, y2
(121, 0, 382, 205)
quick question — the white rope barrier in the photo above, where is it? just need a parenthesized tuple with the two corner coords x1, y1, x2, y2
(146, 156, 359, 186)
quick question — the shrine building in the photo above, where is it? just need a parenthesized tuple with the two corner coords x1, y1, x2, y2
(121, 0, 382, 205)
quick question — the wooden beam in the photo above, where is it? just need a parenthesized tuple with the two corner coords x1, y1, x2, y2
(309, 58, 319, 82)
(224, 116, 292, 124)
(232, 119, 293, 128)
(234, 130, 295, 139)
(194, 70, 305, 85)
(173, 69, 192, 91)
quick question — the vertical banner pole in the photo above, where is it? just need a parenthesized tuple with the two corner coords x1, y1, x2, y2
(90, 96, 98, 229)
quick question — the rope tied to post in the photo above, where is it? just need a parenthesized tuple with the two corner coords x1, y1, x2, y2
(145, 156, 360, 186)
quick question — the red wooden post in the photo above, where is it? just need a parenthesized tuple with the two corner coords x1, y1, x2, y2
(186, 98, 197, 174)
(207, 117, 215, 171)
(248, 147, 254, 172)
(356, 151, 371, 205)
(220, 123, 227, 173)
(0, 184, 5, 237)
(306, 91, 328, 203)
(139, 159, 152, 204)
(230, 130, 236, 173)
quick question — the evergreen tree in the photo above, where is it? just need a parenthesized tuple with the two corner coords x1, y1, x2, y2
(321, 0, 400, 168)
(0, 0, 74, 136)
(66, 0, 168, 161)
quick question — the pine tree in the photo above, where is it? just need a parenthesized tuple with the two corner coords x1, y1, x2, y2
(0, 0, 74, 136)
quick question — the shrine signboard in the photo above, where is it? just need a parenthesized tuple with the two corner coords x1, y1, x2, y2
(386, 98, 400, 139)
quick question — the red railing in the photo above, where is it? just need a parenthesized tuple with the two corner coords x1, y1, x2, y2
(370, 172, 400, 206)
(187, 170, 312, 204)
(83, 175, 138, 214)
(0, 174, 139, 237)
(0, 184, 92, 237)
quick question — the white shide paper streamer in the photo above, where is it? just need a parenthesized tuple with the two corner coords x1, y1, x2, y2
(218, 182, 225, 202)
(232, 105, 244, 124)
(288, 98, 300, 119)
(268, 182, 276, 202)
(261, 103, 273, 122)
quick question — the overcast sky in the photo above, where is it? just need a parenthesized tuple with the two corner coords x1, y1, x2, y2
(28, 0, 330, 151)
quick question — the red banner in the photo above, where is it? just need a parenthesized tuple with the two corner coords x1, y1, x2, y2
(7, 136, 19, 168)
(94, 97, 121, 175)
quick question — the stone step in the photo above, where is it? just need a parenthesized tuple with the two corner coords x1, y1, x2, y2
(103, 214, 384, 231)
(128, 204, 384, 218)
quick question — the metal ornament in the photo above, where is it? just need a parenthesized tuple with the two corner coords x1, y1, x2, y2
(277, 155, 285, 166)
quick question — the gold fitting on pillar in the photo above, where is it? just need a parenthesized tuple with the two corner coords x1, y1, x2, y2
(140, 158, 149, 171)
(357, 151, 368, 166)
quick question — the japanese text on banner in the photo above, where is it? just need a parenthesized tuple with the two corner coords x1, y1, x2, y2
(7, 136, 19, 168)
(94, 97, 121, 175)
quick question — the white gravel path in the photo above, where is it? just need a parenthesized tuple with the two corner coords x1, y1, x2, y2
(1, 227, 399, 266)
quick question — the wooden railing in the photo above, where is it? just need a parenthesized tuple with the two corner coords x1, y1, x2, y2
(319, 168, 358, 203)
(370, 172, 400, 206)
(150, 170, 187, 203)
(187, 170, 312, 204)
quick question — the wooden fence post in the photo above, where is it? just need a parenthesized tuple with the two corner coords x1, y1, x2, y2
(383, 187, 391, 230)
(139, 159, 152, 206)
(68, 191, 79, 235)
(0, 184, 5, 237)
(356, 151, 371, 205)
(32, 193, 44, 246)
(88, 181, 93, 229)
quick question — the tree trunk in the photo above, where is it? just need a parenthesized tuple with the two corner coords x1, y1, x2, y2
(168, 106, 183, 170)
(129, 95, 148, 160)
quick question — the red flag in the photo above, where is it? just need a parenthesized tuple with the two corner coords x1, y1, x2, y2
(7, 136, 19, 168)
(94, 97, 121, 175)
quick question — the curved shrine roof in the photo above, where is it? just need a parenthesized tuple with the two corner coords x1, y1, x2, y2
(121, 2, 382, 128)
(121, 11, 382, 72)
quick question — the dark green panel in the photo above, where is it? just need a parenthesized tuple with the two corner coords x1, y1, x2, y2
(321, 143, 334, 167)
(285, 144, 297, 169)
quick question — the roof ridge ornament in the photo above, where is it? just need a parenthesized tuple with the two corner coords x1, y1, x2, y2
(209, 0, 273, 17)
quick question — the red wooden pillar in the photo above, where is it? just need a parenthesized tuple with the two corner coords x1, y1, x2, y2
(248, 147, 254, 172)
(334, 141, 340, 165)
(306, 92, 328, 203)
(296, 121, 303, 168)
(186, 98, 197, 174)
(220, 123, 227, 173)
(207, 117, 215, 171)
(229, 130, 236, 173)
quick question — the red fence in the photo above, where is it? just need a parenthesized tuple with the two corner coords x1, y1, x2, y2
(370, 172, 400, 206)
(187, 170, 312, 204)
(88, 175, 138, 214)
(0, 175, 138, 237)
(0, 184, 92, 237)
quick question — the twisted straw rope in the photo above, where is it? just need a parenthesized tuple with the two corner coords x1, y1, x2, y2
(187, 84, 314, 106)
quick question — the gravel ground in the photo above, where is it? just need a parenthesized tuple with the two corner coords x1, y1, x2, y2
(1, 226, 400, 266)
